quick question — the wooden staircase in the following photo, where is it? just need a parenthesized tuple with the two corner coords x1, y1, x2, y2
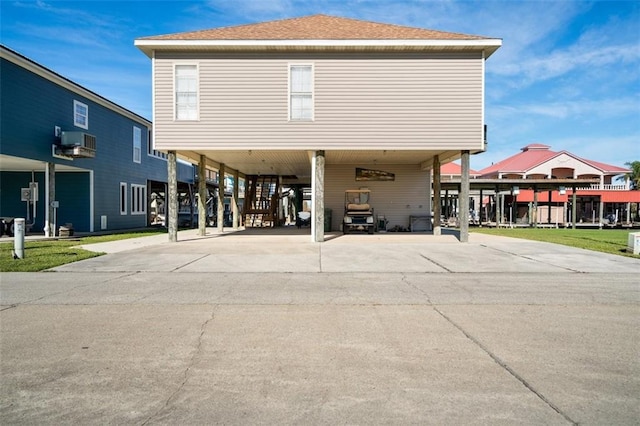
(244, 175, 279, 227)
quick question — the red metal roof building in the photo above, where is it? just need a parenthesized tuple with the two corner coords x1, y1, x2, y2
(476, 144, 638, 226)
(439, 162, 481, 180)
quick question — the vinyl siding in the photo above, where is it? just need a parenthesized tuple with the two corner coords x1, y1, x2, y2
(324, 164, 430, 231)
(153, 52, 484, 151)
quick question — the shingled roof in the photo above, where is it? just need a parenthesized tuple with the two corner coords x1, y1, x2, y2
(140, 14, 493, 41)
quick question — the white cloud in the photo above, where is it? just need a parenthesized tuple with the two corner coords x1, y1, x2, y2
(493, 42, 640, 87)
(491, 96, 640, 121)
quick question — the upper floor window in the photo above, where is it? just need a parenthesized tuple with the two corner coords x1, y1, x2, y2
(133, 126, 142, 163)
(289, 65, 313, 121)
(74, 100, 88, 129)
(175, 65, 198, 120)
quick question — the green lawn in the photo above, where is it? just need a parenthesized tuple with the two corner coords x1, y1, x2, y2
(0, 229, 166, 272)
(471, 227, 638, 258)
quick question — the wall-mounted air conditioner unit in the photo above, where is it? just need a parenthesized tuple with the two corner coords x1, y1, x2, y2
(59, 131, 96, 158)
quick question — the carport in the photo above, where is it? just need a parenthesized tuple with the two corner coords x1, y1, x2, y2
(0, 154, 92, 236)
(166, 149, 471, 243)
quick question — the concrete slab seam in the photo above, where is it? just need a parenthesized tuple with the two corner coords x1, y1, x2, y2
(418, 253, 453, 272)
(169, 254, 211, 272)
(401, 273, 433, 304)
(432, 306, 578, 425)
(141, 306, 217, 425)
(479, 244, 583, 273)
(0, 303, 18, 312)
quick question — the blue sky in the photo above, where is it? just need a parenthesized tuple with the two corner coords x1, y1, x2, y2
(2, 0, 639, 171)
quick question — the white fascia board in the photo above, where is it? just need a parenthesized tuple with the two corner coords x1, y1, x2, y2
(135, 38, 502, 55)
(136, 38, 502, 47)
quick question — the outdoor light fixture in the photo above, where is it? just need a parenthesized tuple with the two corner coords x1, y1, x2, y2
(559, 186, 566, 195)
(512, 186, 520, 195)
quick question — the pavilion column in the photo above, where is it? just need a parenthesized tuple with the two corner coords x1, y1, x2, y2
(432, 155, 441, 236)
(495, 186, 500, 226)
(533, 189, 538, 227)
(479, 189, 483, 227)
(167, 151, 178, 242)
(232, 170, 239, 229)
(571, 186, 577, 230)
(459, 150, 470, 242)
(217, 164, 225, 232)
(312, 150, 325, 242)
(197, 155, 207, 236)
(626, 202, 631, 224)
(529, 186, 536, 228)
(598, 196, 604, 229)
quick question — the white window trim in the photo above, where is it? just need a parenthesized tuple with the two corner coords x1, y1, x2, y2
(133, 126, 142, 164)
(131, 184, 147, 215)
(73, 100, 89, 129)
(173, 63, 199, 121)
(288, 63, 314, 122)
(120, 182, 127, 215)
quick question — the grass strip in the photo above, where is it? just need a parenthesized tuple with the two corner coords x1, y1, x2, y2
(471, 227, 637, 258)
(0, 229, 165, 272)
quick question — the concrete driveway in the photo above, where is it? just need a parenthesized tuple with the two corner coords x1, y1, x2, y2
(1, 228, 639, 425)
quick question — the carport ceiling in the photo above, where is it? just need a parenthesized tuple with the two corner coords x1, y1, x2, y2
(179, 149, 463, 180)
(0, 154, 83, 172)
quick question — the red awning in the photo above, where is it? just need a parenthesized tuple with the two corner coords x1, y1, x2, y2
(600, 191, 640, 202)
(513, 190, 640, 203)
(575, 190, 640, 202)
(515, 189, 568, 203)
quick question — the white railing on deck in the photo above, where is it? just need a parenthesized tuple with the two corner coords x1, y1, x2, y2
(574, 184, 629, 191)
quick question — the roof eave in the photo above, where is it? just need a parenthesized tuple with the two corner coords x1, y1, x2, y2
(134, 38, 502, 58)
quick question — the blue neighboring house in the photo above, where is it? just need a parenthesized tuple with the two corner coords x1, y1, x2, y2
(0, 45, 195, 236)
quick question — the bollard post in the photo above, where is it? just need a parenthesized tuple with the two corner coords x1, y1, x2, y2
(13, 218, 25, 259)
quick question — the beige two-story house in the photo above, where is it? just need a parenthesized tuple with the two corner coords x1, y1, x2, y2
(135, 14, 501, 242)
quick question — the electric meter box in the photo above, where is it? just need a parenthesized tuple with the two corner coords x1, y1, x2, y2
(21, 188, 32, 202)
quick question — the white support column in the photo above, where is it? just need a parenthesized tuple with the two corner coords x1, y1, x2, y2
(432, 155, 441, 236)
(44, 162, 55, 237)
(599, 196, 604, 229)
(311, 150, 325, 242)
(217, 164, 226, 232)
(89, 170, 94, 232)
(167, 151, 178, 242)
(233, 169, 239, 229)
(197, 155, 207, 236)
